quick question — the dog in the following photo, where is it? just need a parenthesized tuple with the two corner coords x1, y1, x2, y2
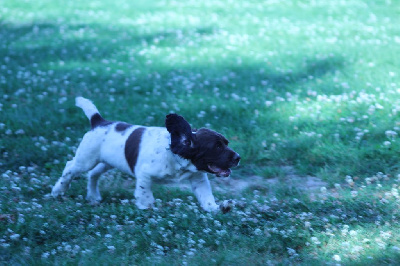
(51, 97, 241, 213)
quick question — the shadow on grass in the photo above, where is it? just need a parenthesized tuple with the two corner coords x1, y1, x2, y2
(0, 21, 344, 94)
(0, 22, 219, 67)
(0, 20, 345, 171)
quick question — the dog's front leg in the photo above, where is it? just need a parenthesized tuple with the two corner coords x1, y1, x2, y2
(134, 175, 155, 209)
(189, 173, 222, 212)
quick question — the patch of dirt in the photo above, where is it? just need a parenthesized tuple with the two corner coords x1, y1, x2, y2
(213, 166, 327, 194)
(169, 166, 328, 195)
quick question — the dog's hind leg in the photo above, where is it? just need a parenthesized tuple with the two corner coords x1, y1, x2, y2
(86, 163, 112, 204)
(51, 160, 93, 197)
(51, 133, 100, 197)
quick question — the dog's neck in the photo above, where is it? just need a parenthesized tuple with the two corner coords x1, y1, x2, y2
(167, 146, 198, 173)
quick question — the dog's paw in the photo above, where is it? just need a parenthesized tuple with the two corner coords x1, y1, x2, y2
(219, 200, 233, 214)
(51, 179, 73, 197)
(51, 185, 64, 198)
(135, 199, 155, 210)
(43, 193, 53, 200)
(86, 195, 102, 205)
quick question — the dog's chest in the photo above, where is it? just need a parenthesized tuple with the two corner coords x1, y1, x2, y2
(150, 154, 197, 183)
(135, 128, 198, 183)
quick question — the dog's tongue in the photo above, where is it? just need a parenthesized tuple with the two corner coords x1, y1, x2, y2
(208, 164, 231, 177)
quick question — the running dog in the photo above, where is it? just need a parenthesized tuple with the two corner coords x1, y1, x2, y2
(51, 97, 241, 213)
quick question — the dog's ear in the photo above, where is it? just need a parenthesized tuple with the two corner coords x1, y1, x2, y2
(165, 114, 195, 158)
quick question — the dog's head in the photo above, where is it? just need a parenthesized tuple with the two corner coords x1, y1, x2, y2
(166, 114, 240, 177)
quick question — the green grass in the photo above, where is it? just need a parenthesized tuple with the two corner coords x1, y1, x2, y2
(1, 0, 400, 264)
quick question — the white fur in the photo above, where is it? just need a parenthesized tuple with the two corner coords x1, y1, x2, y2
(75, 97, 99, 120)
(51, 98, 229, 213)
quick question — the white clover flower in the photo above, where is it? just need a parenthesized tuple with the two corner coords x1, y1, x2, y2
(214, 220, 221, 227)
(1, 243, 10, 248)
(351, 191, 358, 198)
(377, 241, 386, 249)
(10, 234, 20, 241)
(385, 130, 397, 139)
(311, 237, 320, 245)
(345, 175, 353, 184)
(120, 199, 129, 205)
(341, 241, 350, 248)
(351, 245, 363, 254)
(186, 250, 195, 256)
(380, 231, 391, 240)
(197, 111, 206, 118)
(332, 254, 341, 261)
(287, 247, 297, 256)
(265, 101, 273, 107)
(391, 188, 399, 198)
(15, 129, 25, 135)
(254, 228, 262, 236)
(216, 230, 227, 236)
(392, 246, 400, 252)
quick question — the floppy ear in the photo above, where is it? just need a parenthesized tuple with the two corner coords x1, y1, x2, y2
(165, 114, 194, 158)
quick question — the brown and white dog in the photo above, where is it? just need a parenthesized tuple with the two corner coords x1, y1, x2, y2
(51, 97, 240, 213)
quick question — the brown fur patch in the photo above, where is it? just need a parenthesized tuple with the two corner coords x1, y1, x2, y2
(125, 127, 146, 173)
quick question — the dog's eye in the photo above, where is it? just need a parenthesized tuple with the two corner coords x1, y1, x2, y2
(216, 142, 223, 149)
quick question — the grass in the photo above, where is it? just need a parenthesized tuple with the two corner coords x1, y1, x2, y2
(1, 0, 400, 264)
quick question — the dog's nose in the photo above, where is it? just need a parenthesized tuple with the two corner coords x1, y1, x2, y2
(233, 153, 241, 165)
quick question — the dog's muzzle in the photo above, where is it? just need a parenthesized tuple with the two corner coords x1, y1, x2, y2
(208, 153, 241, 177)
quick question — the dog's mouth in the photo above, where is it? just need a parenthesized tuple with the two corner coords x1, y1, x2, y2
(207, 164, 231, 177)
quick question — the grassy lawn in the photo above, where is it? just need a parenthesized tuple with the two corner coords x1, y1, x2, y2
(1, 0, 400, 264)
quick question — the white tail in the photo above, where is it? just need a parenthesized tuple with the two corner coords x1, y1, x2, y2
(75, 97, 100, 120)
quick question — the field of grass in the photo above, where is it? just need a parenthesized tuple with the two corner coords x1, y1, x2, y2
(1, 0, 400, 264)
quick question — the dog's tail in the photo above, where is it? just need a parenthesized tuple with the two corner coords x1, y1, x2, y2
(75, 97, 108, 129)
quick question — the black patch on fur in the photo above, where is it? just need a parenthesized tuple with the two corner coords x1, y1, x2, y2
(115, 122, 132, 132)
(125, 127, 145, 173)
(90, 113, 112, 129)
